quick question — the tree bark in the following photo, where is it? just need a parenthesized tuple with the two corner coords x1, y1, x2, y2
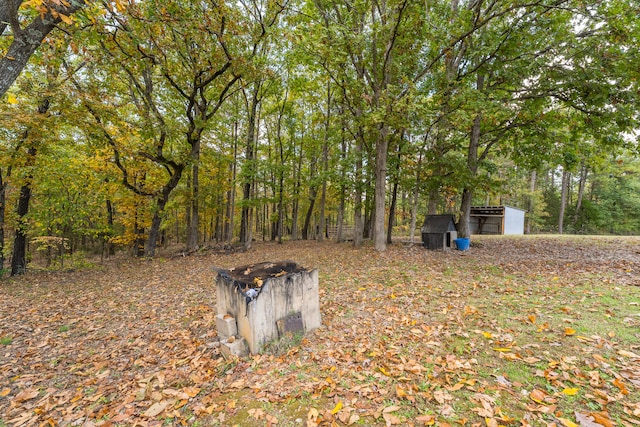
(145, 165, 185, 256)
(0, 171, 7, 271)
(373, 124, 389, 251)
(408, 152, 423, 243)
(105, 199, 115, 256)
(0, 1, 87, 97)
(186, 140, 200, 251)
(572, 162, 587, 228)
(386, 139, 402, 245)
(10, 96, 50, 275)
(353, 137, 364, 246)
(302, 159, 318, 240)
(558, 167, 569, 234)
(458, 72, 484, 239)
(224, 120, 238, 244)
(11, 145, 36, 275)
(526, 170, 537, 234)
(318, 82, 331, 242)
(291, 135, 303, 241)
(336, 131, 347, 243)
(240, 84, 261, 249)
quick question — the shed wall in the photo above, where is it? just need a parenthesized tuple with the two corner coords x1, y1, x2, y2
(503, 206, 525, 235)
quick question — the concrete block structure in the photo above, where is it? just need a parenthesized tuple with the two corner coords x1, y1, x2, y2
(214, 261, 321, 355)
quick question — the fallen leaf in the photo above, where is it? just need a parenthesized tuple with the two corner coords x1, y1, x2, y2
(13, 389, 39, 402)
(379, 366, 391, 376)
(562, 387, 580, 396)
(485, 418, 499, 427)
(183, 386, 201, 397)
(307, 407, 319, 424)
(590, 412, 614, 427)
(558, 417, 579, 427)
(395, 385, 408, 399)
(618, 349, 640, 358)
(416, 414, 436, 424)
(0, 388, 10, 397)
(383, 412, 401, 426)
(331, 401, 343, 414)
(143, 401, 171, 417)
(565, 327, 576, 336)
(575, 412, 603, 427)
(530, 389, 547, 403)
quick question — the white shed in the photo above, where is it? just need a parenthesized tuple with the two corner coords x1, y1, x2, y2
(470, 206, 525, 235)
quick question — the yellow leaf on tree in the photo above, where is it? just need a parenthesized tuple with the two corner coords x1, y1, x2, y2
(115, 0, 127, 12)
(58, 13, 73, 24)
(331, 401, 343, 414)
(561, 387, 579, 396)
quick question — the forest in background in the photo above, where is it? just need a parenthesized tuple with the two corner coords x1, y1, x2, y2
(1, 0, 639, 275)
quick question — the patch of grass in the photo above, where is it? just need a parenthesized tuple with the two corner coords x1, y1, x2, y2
(263, 332, 304, 356)
(0, 336, 12, 345)
(58, 325, 70, 333)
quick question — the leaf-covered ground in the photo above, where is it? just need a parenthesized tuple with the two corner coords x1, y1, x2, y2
(1, 235, 639, 427)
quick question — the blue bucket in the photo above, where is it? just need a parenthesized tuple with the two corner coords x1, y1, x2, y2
(454, 238, 470, 251)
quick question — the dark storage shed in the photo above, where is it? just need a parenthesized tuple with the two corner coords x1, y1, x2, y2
(421, 215, 458, 250)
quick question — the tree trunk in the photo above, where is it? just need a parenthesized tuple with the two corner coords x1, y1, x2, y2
(318, 81, 331, 242)
(224, 122, 238, 244)
(572, 162, 587, 228)
(302, 175, 317, 240)
(11, 146, 36, 275)
(291, 139, 302, 241)
(408, 152, 423, 243)
(10, 97, 50, 275)
(458, 111, 482, 239)
(353, 137, 364, 246)
(0, 171, 6, 271)
(240, 84, 260, 249)
(337, 135, 347, 243)
(106, 199, 115, 256)
(374, 124, 389, 251)
(186, 144, 200, 250)
(525, 170, 536, 234)
(458, 72, 484, 239)
(427, 188, 439, 215)
(387, 138, 403, 245)
(145, 163, 185, 256)
(558, 167, 569, 234)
